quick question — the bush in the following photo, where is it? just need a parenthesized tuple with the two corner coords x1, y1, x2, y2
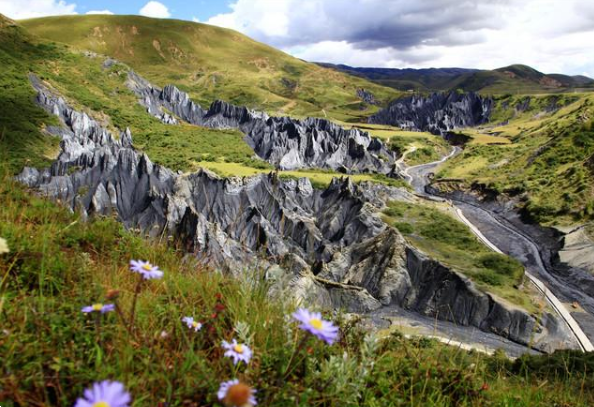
(475, 270, 504, 286)
(477, 253, 523, 279)
(393, 222, 414, 234)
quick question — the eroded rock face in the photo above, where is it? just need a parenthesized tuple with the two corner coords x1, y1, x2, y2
(369, 91, 493, 136)
(126, 71, 396, 174)
(18, 75, 575, 352)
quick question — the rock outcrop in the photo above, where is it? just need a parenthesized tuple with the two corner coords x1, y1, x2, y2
(18, 75, 576, 352)
(126, 71, 396, 174)
(369, 91, 493, 136)
(356, 88, 377, 105)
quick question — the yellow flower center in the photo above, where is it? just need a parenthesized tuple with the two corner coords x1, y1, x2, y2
(192, 321, 200, 328)
(142, 263, 153, 271)
(310, 318, 323, 330)
(92, 303, 103, 311)
(234, 344, 244, 354)
(92, 402, 110, 407)
(225, 383, 251, 406)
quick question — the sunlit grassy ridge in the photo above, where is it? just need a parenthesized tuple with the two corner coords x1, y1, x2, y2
(2, 175, 594, 406)
(437, 93, 594, 225)
(20, 15, 400, 122)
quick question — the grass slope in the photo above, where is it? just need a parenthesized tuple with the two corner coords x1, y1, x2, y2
(2, 175, 594, 406)
(437, 93, 594, 225)
(0, 16, 60, 173)
(21, 15, 400, 122)
(382, 200, 540, 312)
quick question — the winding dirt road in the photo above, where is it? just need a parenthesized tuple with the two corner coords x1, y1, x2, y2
(403, 147, 594, 352)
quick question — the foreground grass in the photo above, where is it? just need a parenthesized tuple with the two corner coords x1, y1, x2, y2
(381, 200, 544, 313)
(2, 178, 594, 406)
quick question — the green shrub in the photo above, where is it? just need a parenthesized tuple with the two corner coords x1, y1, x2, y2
(477, 253, 523, 279)
(393, 222, 414, 234)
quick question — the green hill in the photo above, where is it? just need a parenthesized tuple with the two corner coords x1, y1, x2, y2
(20, 15, 399, 121)
(436, 93, 594, 225)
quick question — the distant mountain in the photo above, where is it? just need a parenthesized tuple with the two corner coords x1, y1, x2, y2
(319, 62, 594, 94)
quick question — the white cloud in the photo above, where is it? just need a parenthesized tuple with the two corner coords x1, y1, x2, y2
(139, 1, 171, 18)
(0, 0, 77, 19)
(192, 16, 199, 22)
(205, 0, 594, 76)
(86, 10, 114, 15)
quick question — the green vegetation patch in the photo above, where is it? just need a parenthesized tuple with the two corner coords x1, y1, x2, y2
(383, 201, 531, 310)
(438, 94, 594, 225)
(0, 20, 60, 173)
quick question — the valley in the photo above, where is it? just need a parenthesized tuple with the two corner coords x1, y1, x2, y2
(2, 10, 594, 407)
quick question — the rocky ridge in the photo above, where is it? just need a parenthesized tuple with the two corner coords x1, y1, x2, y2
(126, 71, 396, 174)
(17, 74, 576, 352)
(369, 91, 493, 135)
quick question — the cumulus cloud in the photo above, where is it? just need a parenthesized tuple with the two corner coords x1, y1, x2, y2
(206, 0, 594, 76)
(0, 0, 77, 19)
(139, 1, 171, 18)
(86, 10, 114, 15)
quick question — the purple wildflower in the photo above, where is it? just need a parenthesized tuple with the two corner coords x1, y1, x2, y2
(74, 380, 131, 407)
(182, 316, 203, 332)
(129, 260, 163, 280)
(292, 308, 339, 344)
(222, 339, 252, 365)
(81, 303, 115, 314)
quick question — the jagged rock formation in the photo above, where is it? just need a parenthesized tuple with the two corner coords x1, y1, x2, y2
(356, 88, 377, 105)
(369, 91, 493, 136)
(17, 75, 576, 352)
(126, 71, 396, 173)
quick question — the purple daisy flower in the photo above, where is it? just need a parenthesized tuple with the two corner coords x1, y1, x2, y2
(217, 379, 257, 407)
(74, 380, 131, 407)
(81, 303, 115, 314)
(222, 339, 253, 365)
(292, 308, 339, 344)
(182, 316, 203, 332)
(129, 259, 163, 280)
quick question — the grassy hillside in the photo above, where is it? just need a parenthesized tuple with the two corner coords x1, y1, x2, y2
(0, 15, 60, 172)
(321, 63, 594, 95)
(2, 174, 594, 406)
(0, 15, 404, 190)
(20, 15, 399, 122)
(436, 93, 594, 225)
(382, 200, 540, 312)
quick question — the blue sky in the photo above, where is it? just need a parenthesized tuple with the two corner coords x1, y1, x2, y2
(75, 0, 231, 22)
(0, 0, 233, 22)
(1, 0, 593, 77)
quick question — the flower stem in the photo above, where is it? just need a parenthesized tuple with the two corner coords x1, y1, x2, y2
(129, 276, 144, 330)
(94, 312, 102, 347)
(283, 333, 310, 379)
(114, 301, 134, 337)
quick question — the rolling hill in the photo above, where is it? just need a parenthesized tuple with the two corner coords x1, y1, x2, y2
(19, 15, 399, 121)
(320, 63, 594, 94)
